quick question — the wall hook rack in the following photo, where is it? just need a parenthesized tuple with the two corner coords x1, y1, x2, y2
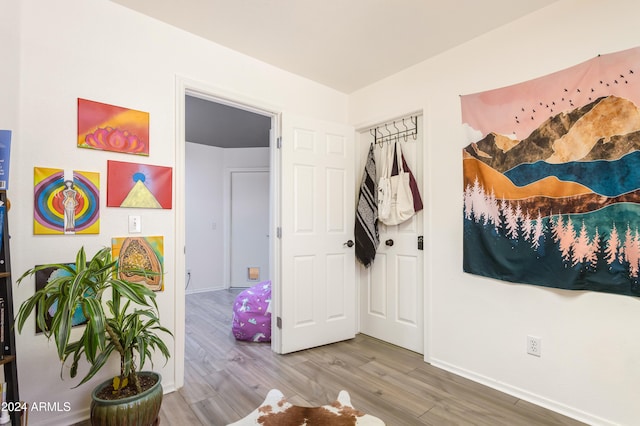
(370, 115, 418, 146)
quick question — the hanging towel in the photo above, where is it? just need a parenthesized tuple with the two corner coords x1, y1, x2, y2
(355, 143, 379, 267)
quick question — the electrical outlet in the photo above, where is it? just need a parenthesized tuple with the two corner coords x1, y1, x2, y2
(527, 335, 542, 357)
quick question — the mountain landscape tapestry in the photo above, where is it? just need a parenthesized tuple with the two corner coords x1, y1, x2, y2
(461, 46, 640, 297)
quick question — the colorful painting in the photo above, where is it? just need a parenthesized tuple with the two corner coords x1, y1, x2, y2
(78, 98, 149, 155)
(107, 161, 172, 209)
(461, 46, 640, 298)
(112, 236, 164, 291)
(34, 167, 100, 235)
(35, 264, 89, 334)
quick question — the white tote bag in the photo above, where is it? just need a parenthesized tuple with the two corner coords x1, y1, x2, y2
(377, 143, 392, 221)
(380, 141, 414, 226)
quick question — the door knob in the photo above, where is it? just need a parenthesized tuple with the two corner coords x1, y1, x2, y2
(385, 239, 394, 246)
(344, 240, 354, 248)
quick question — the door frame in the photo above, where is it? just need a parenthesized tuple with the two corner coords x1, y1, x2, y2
(225, 167, 270, 288)
(175, 76, 282, 387)
(353, 109, 431, 363)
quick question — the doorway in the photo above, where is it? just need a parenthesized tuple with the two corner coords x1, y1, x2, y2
(184, 94, 273, 293)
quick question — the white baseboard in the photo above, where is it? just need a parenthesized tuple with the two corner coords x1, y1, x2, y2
(429, 358, 614, 426)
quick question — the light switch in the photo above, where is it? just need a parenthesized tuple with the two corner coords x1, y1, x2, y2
(128, 215, 141, 233)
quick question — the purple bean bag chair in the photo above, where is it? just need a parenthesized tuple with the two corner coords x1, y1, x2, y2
(232, 280, 272, 342)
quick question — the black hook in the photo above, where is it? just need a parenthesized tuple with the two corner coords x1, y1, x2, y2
(411, 116, 418, 140)
(402, 118, 409, 141)
(376, 127, 384, 146)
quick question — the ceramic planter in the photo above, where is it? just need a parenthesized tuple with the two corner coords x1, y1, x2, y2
(90, 371, 162, 426)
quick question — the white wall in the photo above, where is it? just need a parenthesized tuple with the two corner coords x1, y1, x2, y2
(349, 1, 640, 425)
(185, 142, 225, 293)
(10, 0, 346, 424)
(185, 143, 270, 294)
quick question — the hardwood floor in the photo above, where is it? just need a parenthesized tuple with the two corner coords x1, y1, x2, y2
(76, 289, 586, 425)
(172, 289, 585, 426)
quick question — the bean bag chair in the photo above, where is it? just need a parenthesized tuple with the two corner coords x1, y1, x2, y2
(232, 280, 272, 342)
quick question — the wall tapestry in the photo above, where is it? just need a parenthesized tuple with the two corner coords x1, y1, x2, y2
(107, 160, 172, 209)
(78, 98, 149, 156)
(112, 236, 164, 291)
(35, 264, 89, 333)
(34, 167, 100, 235)
(461, 46, 640, 297)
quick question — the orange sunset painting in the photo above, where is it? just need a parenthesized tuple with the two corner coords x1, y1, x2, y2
(77, 98, 149, 155)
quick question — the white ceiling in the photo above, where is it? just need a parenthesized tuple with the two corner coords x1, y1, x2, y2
(111, 0, 559, 94)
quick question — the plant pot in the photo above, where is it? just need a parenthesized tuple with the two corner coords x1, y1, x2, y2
(90, 371, 163, 426)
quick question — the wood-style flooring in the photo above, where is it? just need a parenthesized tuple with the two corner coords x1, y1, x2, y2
(77, 289, 586, 425)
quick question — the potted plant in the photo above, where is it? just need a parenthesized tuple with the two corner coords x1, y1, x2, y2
(15, 246, 172, 425)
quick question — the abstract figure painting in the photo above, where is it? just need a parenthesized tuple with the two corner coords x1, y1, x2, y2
(461, 46, 640, 297)
(112, 236, 164, 291)
(107, 160, 172, 209)
(78, 98, 149, 156)
(35, 264, 89, 333)
(34, 167, 100, 235)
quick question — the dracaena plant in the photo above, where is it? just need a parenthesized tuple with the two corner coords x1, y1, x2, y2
(15, 246, 172, 396)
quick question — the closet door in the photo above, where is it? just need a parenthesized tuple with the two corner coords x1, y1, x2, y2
(358, 116, 424, 354)
(278, 114, 356, 354)
(230, 169, 270, 287)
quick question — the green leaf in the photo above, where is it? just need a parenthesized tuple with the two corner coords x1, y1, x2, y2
(110, 280, 152, 306)
(75, 247, 87, 274)
(83, 297, 106, 349)
(74, 345, 115, 388)
(53, 301, 72, 360)
(15, 295, 40, 333)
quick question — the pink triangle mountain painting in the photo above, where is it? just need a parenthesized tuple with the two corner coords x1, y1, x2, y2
(461, 46, 640, 297)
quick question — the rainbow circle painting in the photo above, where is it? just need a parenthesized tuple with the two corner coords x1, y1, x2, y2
(34, 167, 100, 235)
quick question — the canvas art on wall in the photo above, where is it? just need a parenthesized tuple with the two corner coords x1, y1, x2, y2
(77, 98, 149, 156)
(34, 167, 100, 235)
(35, 264, 89, 333)
(107, 160, 172, 209)
(112, 236, 164, 291)
(461, 46, 640, 297)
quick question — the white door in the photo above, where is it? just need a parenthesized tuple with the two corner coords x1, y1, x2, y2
(278, 114, 356, 354)
(358, 119, 424, 354)
(230, 170, 270, 287)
